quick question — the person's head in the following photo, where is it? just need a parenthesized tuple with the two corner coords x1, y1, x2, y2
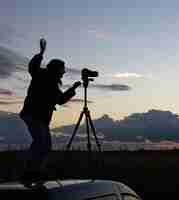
(46, 59, 66, 83)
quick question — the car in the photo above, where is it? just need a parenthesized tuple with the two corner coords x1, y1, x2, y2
(0, 179, 142, 200)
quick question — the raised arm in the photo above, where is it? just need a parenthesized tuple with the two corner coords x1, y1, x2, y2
(28, 38, 47, 77)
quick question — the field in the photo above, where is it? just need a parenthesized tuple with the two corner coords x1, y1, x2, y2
(0, 150, 179, 199)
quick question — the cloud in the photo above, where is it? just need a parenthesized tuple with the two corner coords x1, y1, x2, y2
(64, 67, 81, 80)
(56, 109, 179, 142)
(0, 100, 23, 105)
(0, 46, 28, 79)
(63, 83, 131, 91)
(65, 67, 143, 80)
(0, 88, 23, 105)
(88, 29, 113, 40)
(70, 98, 93, 104)
(66, 67, 81, 75)
(0, 46, 132, 97)
(0, 46, 28, 96)
(55, 98, 93, 108)
(113, 72, 144, 79)
(0, 88, 14, 96)
(0, 24, 14, 43)
(90, 84, 131, 91)
(0, 23, 26, 45)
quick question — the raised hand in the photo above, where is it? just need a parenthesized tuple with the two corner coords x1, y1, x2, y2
(40, 38, 47, 55)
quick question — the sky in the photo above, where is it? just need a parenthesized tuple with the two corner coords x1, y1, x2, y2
(1, 0, 179, 127)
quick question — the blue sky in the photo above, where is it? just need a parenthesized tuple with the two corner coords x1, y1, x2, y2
(1, 0, 179, 126)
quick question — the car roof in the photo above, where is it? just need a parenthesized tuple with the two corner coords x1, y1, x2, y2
(0, 179, 141, 200)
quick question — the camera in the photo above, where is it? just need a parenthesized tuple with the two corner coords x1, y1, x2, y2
(81, 68, 98, 81)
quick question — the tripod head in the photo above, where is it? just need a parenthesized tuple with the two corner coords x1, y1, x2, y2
(81, 68, 98, 88)
(81, 68, 98, 107)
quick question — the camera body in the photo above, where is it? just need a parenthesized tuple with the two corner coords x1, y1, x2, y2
(81, 68, 98, 81)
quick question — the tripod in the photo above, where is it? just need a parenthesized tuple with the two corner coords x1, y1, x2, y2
(66, 78, 101, 152)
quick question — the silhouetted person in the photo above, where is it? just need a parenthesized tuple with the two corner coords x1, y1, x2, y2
(20, 38, 81, 182)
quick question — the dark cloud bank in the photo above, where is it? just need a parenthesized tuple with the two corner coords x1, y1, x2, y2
(54, 109, 179, 142)
(1, 109, 179, 144)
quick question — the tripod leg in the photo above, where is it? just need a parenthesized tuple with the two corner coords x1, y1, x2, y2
(87, 112, 101, 152)
(84, 111, 95, 179)
(87, 112, 104, 179)
(85, 111, 91, 152)
(66, 111, 84, 150)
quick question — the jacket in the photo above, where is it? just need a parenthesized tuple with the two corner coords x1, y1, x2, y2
(20, 53, 75, 125)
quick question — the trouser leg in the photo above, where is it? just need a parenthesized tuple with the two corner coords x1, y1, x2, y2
(22, 116, 52, 173)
